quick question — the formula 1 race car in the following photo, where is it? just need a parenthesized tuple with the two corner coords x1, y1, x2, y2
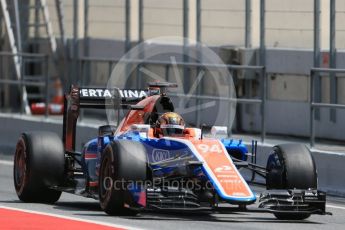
(13, 82, 329, 220)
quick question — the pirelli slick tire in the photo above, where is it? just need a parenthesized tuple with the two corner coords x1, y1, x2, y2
(266, 143, 317, 220)
(99, 140, 147, 216)
(13, 132, 65, 203)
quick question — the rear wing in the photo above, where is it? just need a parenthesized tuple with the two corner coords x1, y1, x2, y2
(63, 86, 150, 152)
(78, 88, 153, 108)
(63, 83, 176, 152)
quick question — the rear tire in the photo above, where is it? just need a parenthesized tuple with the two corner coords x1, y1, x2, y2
(99, 140, 147, 215)
(13, 132, 65, 203)
(266, 143, 317, 220)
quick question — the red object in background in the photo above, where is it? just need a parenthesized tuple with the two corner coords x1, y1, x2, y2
(31, 78, 64, 115)
(30, 101, 64, 115)
(0, 207, 126, 230)
(322, 52, 330, 68)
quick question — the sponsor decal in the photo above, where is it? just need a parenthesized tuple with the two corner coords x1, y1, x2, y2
(79, 88, 148, 99)
(214, 165, 232, 173)
(217, 174, 238, 178)
(196, 143, 222, 154)
(219, 179, 242, 183)
(119, 90, 147, 98)
(80, 89, 111, 98)
(80, 89, 113, 98)
(152, 149, 170, 162)
(232, 192, 247, 196)
(160, 124, 184, 129)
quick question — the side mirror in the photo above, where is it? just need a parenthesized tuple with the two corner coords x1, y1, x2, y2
(200, 124, 207, 140)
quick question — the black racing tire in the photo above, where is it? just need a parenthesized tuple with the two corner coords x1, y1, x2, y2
(99, 140, 147, 216)
(273, 213, 312, 221)
(13, 132, 65, 203)
(266, 143, 317, 220)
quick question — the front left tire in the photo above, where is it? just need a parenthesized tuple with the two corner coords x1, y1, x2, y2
(99, 140, 147, 215)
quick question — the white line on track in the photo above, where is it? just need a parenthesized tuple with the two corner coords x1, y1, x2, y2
(326, 204, 345, 210)
(0, 160, 13, 166)
(0, 205, 143, 230)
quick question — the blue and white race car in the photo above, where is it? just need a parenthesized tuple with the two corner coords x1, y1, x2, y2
(13, 82, 329, 220)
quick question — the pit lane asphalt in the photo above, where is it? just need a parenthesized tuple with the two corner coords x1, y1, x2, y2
(1, 152, 344, 230)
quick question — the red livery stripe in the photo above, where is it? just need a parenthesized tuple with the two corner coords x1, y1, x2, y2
(89, 181, 99, 187)
(84, 153, 98, 159)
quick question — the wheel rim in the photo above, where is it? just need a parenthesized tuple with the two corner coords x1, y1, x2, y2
(100, 153, 112, 201)
(266, 150, 284, 189)
(14, 140, 27, 193)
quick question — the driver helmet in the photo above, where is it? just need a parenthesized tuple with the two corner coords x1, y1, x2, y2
(156, 112, 185, 136)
